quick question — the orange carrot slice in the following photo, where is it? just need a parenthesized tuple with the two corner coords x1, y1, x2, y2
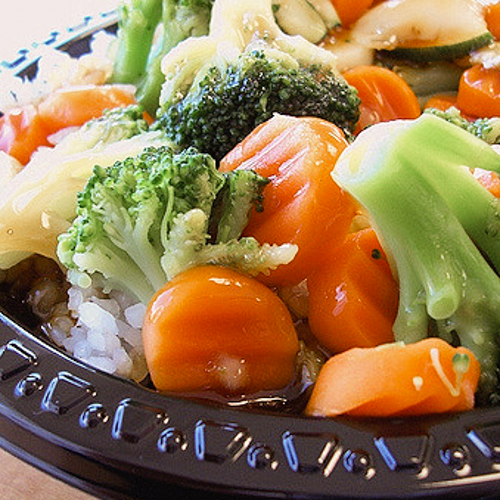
(331, 0, 375, 27)
(0, 105, 51, 164)
(423, 93, 458, 112)
(305, 338, 480, 418)
(486, 2, 500, 41)
(456, 64, 500, 118)
(473, 168, 500, 197)
(142, 265, 299, 396)
(343, 65, 421, 134)
(37, 84, 136, 133)
(308, 228, 398, 353)
(220, 114, 357, 287)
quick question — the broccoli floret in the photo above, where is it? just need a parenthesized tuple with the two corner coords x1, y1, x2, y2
(213, 169, 268, 243)
(57, 146, 296, 304)
(157, 49, 359, 161)
(161, 208, 298, 280)
(156, 0, 359, 161)
(425, 106, 500, 145)
(0, 105, 166, 269)
(333, 114, 500, 403)
(56, 105, 151, 153)
(112, 0, 215, 114)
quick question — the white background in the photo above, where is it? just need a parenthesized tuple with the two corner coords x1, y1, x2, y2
(0, 0, 119, 62)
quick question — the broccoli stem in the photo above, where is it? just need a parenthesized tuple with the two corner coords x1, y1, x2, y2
(112, 0, 163, 85)
(135, 48, 164, 115)
(135, 0, 214, 114)
(333, 115, 500, 399)
(71, 244, 157, 304)
(398, 116, 500, 274)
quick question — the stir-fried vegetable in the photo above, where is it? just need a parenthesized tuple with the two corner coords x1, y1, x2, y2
(486, 2, 500, 40)
(142, 265, 299, 394)
(331, 0, 374, 28)
(307, 227, 398, 354)
(343, 65, 421, 133)
(57, 146, 296, 304)
(155, 0, 360, 161)
(457, 64, 500, 118)
(220, 114, 357, 286)
(305, 338, 480, 417)
(333, 114, 500, 402)
(5, 0, 500, 415)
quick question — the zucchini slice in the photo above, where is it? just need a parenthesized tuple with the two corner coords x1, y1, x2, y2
(308, 0, 341, 30)
(351, 0, 493, 62)
(391, 62, 464, 104)
(273, 0, 328, 44)
(321, 31, 375, 72)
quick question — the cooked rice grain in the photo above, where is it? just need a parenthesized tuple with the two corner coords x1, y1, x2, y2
(46, 283, 148, 382)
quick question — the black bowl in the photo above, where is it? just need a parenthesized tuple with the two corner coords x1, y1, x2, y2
(1, 12, 500, 500)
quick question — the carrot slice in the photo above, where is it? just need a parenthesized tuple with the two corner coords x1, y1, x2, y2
(307, 228, 398, 354)
(0, 84, 138, 165)
(486, 2, 500, 41)
(0, 105, 51, 164)
(343, 65, 421, 134)
(142, 265, 299, 396)
(37, 84, 136, 133)
(423, 93, 458, 112)
(220, 114, 357, 287)
(456, 64, 500, 118)
(331, 0, 375, 27)
(473, 168, 500, 197)
(305, 338, 480, 418)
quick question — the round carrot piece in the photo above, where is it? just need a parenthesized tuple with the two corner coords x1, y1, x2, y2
(142, 265, 299, 396)
(343, 65, 421, 133)
(456, 64, 500, 118)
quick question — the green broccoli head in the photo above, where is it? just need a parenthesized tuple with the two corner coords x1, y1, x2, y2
(157, 49, 360, 161)
(156, 0, 359, 160)
(333, 114, 500, 404)
(58, 146, 222, 302)
(57, 146, 297, 304)
(425, 106, 500, 145)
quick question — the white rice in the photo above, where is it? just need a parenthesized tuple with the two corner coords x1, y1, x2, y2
(47, 282, 148, 382)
